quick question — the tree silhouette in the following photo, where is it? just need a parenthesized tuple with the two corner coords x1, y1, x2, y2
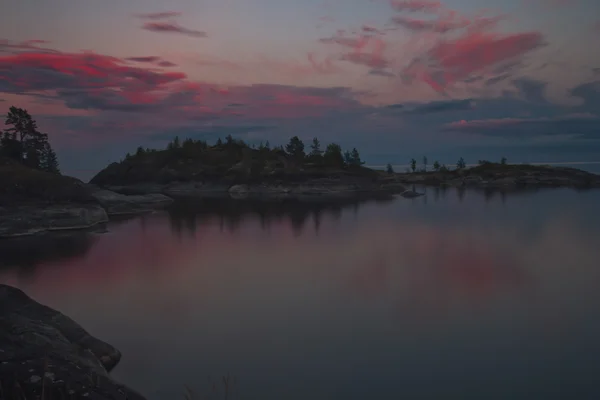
(343, 150, 352, 165)
(410, 158, 417, 172)
(309, 137, 322, 157)
(40, 142, 60, 173)
(422, 156, 428, 171)
(1, 106, 60, 173)
(500, 157, 507, 165)
(386, 163, 394, 174)
(456, 157, 466, 169)
(285, 136, 305, 160)
(433, 160, 440, 171)
(349, 148, 364, 166)
(324, 143, 344, 167)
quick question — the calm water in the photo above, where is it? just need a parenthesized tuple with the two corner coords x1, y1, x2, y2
(1, 188, 600, 400)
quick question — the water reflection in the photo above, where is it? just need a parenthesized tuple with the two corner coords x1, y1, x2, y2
(0, 189, 598, 399)
(0, 232, 97, 271)
(167, 196, 394, 237)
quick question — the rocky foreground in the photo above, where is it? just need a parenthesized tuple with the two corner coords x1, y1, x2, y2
(0, 284, 145, 399)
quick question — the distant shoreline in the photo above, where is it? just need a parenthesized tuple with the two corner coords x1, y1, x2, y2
(61, 162, 600, 181)
(367, 161, 600, 169)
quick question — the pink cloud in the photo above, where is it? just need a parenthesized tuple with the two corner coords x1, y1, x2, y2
(402, 30, 545, 92)
(319, 32, 389, 70)
(0, 42, 366, 149)
(141, 21, 208, 38)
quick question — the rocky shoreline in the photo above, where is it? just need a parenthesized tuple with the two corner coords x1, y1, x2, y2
(3, 162, 598, 238)
(0, 284, 146, 399)
(103, 179, 412, 200)
(389, 164, 600, 189)
(0, 188, 173, 238)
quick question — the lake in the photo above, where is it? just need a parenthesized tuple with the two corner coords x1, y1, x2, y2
(1, 187, 600, 400)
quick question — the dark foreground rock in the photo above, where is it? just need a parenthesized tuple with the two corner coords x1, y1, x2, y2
(0, 284, 146, 400)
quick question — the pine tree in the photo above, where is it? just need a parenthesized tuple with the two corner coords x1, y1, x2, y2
(349, 148, 364, 166)
(324, 143, 344, 167)
(41, 143, 60, 173)
(410, 158, 417, 172)
(309, 137, 322, 157)
(285, 136, 305, 160)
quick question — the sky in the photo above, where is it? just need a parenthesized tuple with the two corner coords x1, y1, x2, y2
(1, 0, 600, 180)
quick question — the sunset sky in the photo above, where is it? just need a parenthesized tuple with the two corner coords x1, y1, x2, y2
(2, 0, 599, 179)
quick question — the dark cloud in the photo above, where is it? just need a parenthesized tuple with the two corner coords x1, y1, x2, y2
(385, 99, 475, 114)
(141, 22, 207, 38)
(157, 60, 177, 67)
(570, 81, 600, 112)
(389, 1, 443, 13)
(444, 113, 600, 139)
(135, 11, 182, 20)
(0, 39, 57, 54)
(391, 15, 469, 33)
(126, 56, 161, 63)
(512, 78, 548, 103)
(126, 56, 177, 67)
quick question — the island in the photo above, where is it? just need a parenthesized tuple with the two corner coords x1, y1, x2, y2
(0, 284, 146, 399)
(89, 135, 600, 197)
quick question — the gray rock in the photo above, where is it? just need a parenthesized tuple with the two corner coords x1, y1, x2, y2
(0, 205, 108, 238)
(400, 190, 425, 198)
(0, 284, 146, 399)
(163, 182, 230, 197)
(90, 189, 173, 216)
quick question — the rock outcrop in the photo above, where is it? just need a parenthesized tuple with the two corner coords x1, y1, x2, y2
(89, 187, 174, 216)
(0, 205, 108, 238)
(0, 158, 175, 237)
(0, 284, 146, 399)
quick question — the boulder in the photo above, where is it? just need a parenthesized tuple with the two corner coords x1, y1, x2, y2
(400, 190, 425, 198)
(0, 284, 146, 399)
(89, 188, 173, 216)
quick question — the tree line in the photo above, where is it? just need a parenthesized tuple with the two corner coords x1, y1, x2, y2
(0, 106, 60, 173)
(129, 134, 366, 168)
(385, 156, 507, 174)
